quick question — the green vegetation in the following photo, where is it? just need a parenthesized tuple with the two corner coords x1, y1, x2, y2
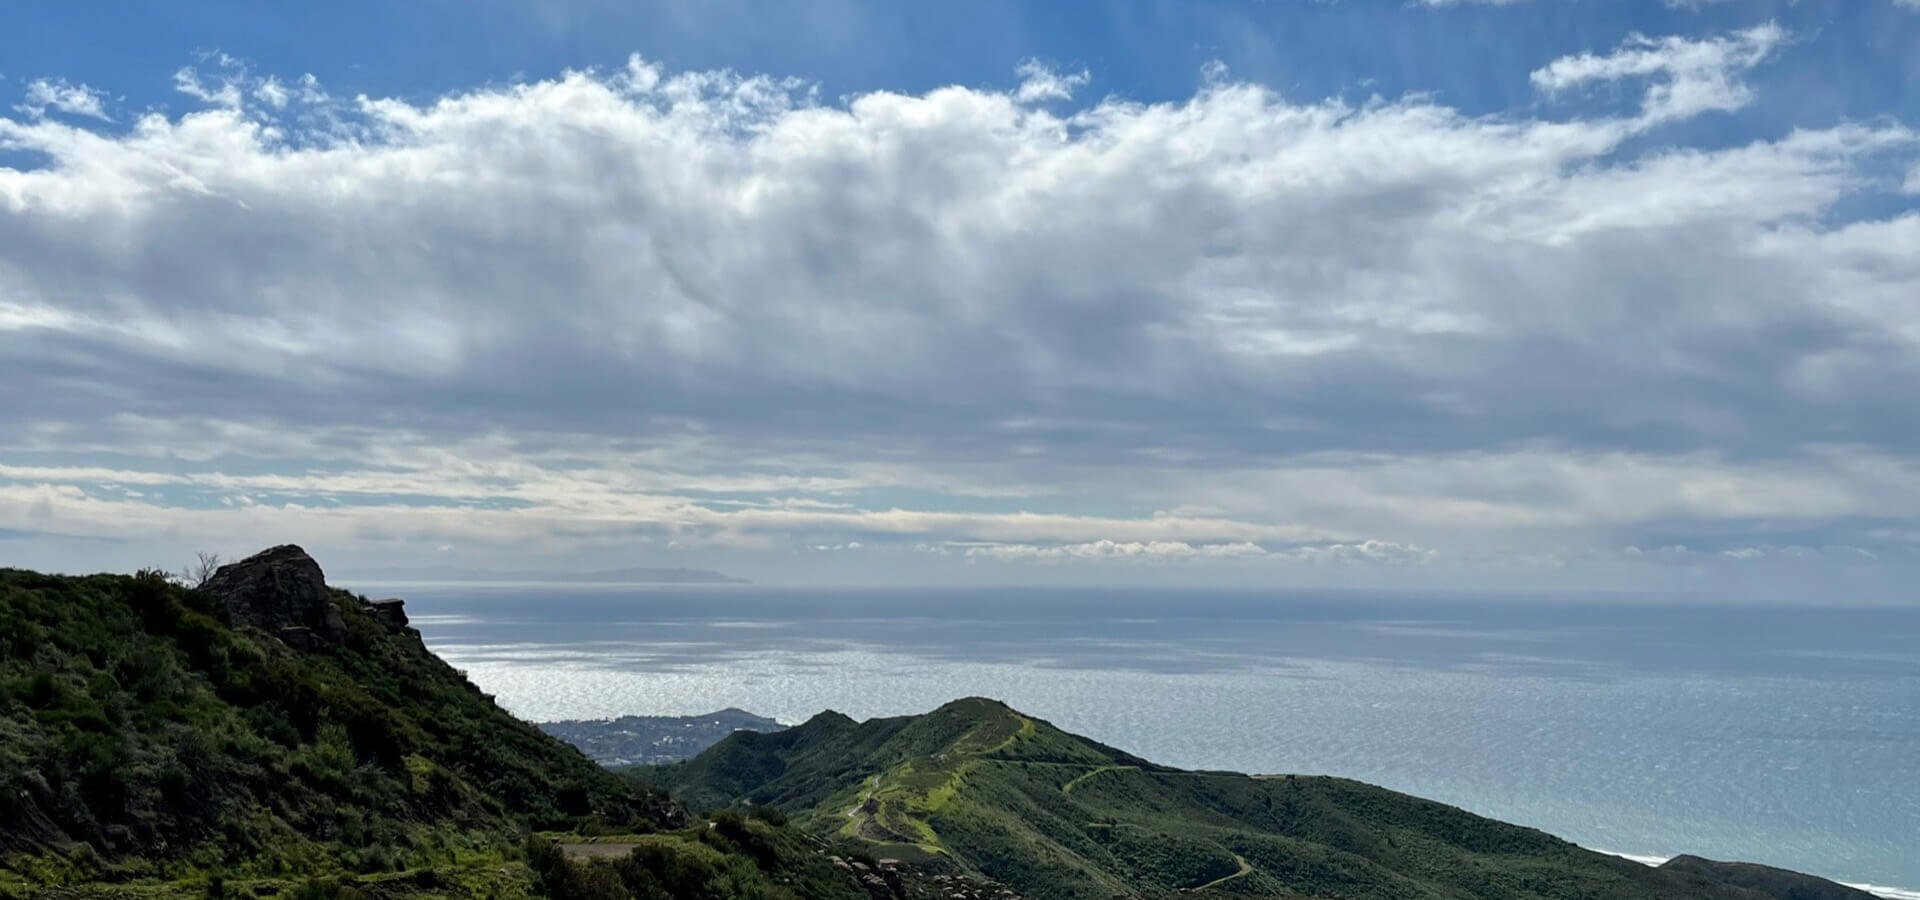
(521, 810, 1013, 900)
(1658, 855, 1883, 900)
(654, 698, 1878, 900)
(0, 552, 955, 900)
(0, 558, 664, 895)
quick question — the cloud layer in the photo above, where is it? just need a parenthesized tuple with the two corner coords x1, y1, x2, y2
(2, 26, 1917, 591)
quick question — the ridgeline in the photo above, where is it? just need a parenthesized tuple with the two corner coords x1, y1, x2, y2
(649, 698, 1882, 900)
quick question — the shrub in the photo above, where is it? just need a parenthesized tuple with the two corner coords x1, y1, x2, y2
(744, 804, 787, 827)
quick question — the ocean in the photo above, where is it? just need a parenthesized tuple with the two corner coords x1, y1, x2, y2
(345, 584, 1920, 896)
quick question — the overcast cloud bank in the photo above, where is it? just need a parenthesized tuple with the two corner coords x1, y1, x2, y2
(2, 24, 1918, 594)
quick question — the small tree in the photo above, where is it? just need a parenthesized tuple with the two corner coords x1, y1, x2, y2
(181, 551, 223, 589)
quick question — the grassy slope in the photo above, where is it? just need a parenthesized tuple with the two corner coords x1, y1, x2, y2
(658, 698, 1868, 900)
(0, 565, 671, 890)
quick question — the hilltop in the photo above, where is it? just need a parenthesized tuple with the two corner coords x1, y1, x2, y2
(650, 698, 1880, 900)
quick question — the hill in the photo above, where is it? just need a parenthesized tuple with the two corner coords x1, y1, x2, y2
(651, 698, 1879, 900)
(540, 710, 786, 767)
(1658, 856, 1885, 900)
(0, 548, 982, 900)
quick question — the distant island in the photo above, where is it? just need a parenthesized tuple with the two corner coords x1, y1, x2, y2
(540, 709, 786, 767)
(341, 564, 751, 584)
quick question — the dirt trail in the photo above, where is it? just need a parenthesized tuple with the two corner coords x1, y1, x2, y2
(1061, 765, 1138, 795)
(559, 841, 644, 859)
(845, 774, 881, 819)
(1190, 853, 1254, 892)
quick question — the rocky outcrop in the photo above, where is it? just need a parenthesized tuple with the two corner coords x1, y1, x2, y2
(195, 546, 414, 648)
(367, 597, 409, 629)
(0, 770, 69, 856)
(827, 856, 1021, 900)
(197, 544, 346, 649)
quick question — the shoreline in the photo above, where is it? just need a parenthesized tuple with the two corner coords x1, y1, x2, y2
(1595, 849, 1920, 900)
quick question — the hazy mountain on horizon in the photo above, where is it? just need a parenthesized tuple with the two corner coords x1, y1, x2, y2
(540, 708, 787, 767)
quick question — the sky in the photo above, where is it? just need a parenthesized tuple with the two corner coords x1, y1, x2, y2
(3, 0, 1919, 596)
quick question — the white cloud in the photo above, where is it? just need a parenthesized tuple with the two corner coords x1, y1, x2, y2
(253, 78, 290, 109)
(949, 538, 1435, 565)
(1622, 543, 1876, 565)
(171, 53, 330, 114)
(1013, 60, 1090, 103)
(0, 301, 78, 331)
(1153, 448, 1920, 537)
(0, 40, 1918, 585)
(0, 450, 1344, 554)
(15, 78, 110, 120)
(172, 65, 243, 109)
(955, 540, 1273, 562)
(1530, 23, 1785, 124)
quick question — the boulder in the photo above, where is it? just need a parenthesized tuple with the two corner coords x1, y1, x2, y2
(366, 597, 409, 629)
(277, 626, 328, 652)
(0, 772, 68, 855)
(197, 545, 346, 648)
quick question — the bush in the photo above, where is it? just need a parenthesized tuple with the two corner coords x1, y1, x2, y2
(287, 878, 369, 900)
(525, 835, 626, 900)
(702, 810, 778, 871)
(744, 804, 787, 827)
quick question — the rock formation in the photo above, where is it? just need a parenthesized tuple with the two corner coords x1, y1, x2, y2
(367, 597, 409, 629)
(198, 544, 346, 649)
(194, 545, 413, 648)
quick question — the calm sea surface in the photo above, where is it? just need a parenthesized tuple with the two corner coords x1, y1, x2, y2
(345, 584, 1920, 895)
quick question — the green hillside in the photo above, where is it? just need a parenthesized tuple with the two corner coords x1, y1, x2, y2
(652, 698, 1877, 900)
(0, 549, 994, 900)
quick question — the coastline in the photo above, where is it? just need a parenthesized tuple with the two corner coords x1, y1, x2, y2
(1596, 850, 1920, 900)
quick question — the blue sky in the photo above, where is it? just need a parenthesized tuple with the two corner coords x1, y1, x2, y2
(3, 1, 1920, 595)
(8, 2, 1918, 129)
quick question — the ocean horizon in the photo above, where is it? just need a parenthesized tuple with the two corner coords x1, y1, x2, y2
(349, 583, 1920, 896)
